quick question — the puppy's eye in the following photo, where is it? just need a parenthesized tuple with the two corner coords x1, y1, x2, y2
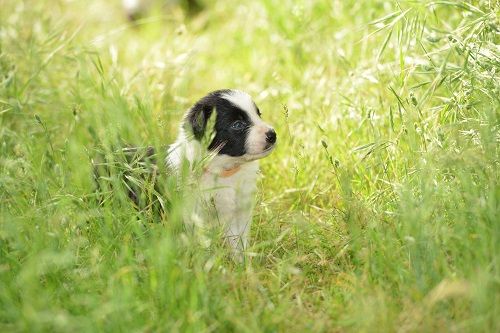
(231, 120, 246, 131)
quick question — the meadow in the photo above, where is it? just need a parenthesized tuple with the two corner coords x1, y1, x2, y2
(0, 0, 499, 332)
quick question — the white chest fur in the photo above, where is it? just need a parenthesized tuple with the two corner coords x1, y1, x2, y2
(200, 160, 259, 251)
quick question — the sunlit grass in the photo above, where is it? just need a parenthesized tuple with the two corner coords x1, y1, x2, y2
(1, 0, 498, 332)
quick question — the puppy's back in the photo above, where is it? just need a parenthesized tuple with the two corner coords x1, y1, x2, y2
(92, 145, 169, 213)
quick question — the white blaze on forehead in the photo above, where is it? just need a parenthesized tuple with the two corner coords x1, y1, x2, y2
(220, 90, 259, 121)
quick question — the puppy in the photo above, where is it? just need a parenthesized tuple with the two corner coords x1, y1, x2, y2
(167, 89, 276, 254)
(93, 89, 276, 256)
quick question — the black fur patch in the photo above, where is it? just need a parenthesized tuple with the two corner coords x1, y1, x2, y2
(92, 145, 169, 215)
(186, 90, 256, 157)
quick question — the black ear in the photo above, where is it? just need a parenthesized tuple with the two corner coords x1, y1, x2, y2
(185, 93, 217, 140)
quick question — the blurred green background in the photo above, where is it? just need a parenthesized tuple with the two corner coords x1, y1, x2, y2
(0, 0, 499, 332)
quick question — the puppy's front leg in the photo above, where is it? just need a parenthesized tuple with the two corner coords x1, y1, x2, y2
(226, 215, 251, 253)
(213, 192, 249, 260)
(207, 171, 258, 261)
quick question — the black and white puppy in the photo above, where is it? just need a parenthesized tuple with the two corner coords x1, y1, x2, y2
(167, 89, 276, 253)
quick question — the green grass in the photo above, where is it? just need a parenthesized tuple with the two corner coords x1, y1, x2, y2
(1, 0, 499, 332)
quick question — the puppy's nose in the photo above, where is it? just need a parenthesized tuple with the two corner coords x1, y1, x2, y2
(265, 129, 277, 144)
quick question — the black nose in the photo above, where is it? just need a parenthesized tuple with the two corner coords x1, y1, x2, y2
(266, 129, 276, 144)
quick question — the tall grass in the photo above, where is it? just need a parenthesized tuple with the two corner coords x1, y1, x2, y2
(1, 0, 498, 332)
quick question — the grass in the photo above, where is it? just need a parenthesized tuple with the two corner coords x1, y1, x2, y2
(0, 0, 499, 332)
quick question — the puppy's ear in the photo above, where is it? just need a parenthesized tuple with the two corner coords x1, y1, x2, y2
(185, 95, 216, 140)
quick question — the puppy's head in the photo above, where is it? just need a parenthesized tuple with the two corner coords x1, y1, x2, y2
(184, 89, 276, 161)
